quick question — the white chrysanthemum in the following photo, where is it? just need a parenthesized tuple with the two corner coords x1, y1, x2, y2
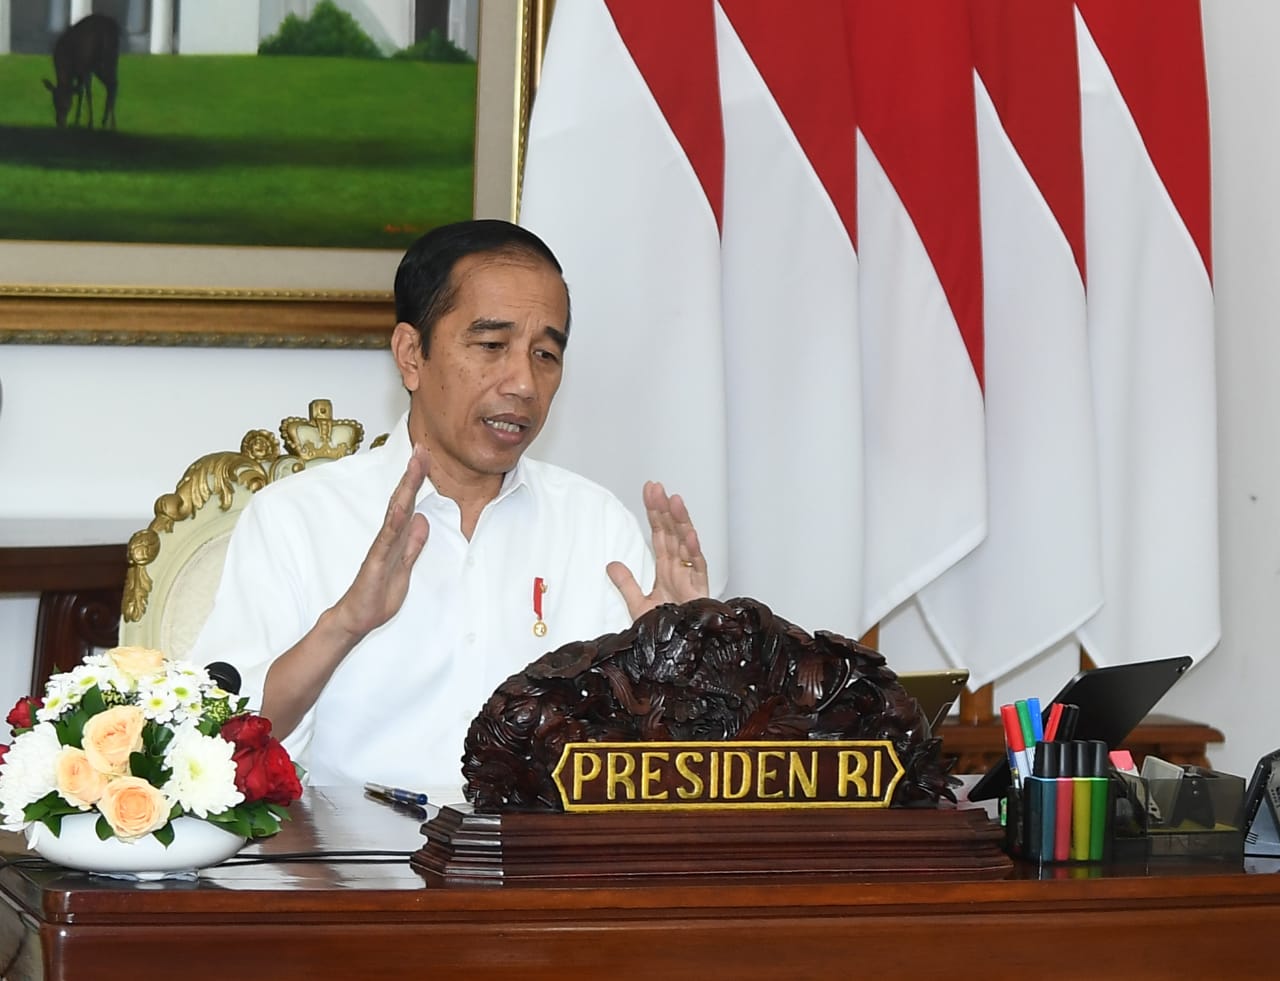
(66, 663, 106, 695)
(139, 686, 179, 724)
(35, 689, 72, 723)
(0, 723, 63, 830)
(163, 724, 243, 819)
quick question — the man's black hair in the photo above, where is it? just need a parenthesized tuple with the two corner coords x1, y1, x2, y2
(394, 219, 570, 356)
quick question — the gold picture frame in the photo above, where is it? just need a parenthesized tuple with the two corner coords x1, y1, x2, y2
(0, 0, 551, 349)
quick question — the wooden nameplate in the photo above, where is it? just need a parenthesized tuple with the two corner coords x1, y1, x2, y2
(411, 805, 1011, 886)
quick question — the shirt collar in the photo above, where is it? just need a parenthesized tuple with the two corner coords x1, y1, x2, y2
(384, 411, 531, 508)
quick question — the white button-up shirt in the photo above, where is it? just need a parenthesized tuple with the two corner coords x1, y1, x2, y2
(191, 413, 653, 793)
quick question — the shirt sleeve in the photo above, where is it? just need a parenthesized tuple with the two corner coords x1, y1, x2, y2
(187, 491, 320, 768)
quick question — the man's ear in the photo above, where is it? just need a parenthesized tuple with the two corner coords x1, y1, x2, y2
(391, 322, 423, 392)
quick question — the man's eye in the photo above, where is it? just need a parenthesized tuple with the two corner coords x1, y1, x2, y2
(535, 349, 561, 363)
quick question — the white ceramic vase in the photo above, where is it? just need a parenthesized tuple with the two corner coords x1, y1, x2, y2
(26, 813, 247, 880)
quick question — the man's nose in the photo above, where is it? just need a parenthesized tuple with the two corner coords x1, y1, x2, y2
(499, 350, 536, 399)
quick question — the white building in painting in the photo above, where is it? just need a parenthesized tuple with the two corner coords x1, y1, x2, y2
(0, 0, 479, 59)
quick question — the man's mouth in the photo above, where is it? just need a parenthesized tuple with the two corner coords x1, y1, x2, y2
(484, 417, 528, 434)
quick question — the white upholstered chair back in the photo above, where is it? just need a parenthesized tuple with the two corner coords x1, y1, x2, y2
(119, 399, 375, 658)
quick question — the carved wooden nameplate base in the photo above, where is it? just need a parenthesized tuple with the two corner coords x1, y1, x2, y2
(411, 805, 1011, 887)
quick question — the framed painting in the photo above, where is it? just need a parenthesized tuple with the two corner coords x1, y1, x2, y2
(0, 0, 551, 348)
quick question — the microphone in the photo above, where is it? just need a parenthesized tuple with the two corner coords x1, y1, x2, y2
(205, 661, 242, 694)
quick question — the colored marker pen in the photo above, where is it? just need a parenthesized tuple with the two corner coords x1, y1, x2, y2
(1030, 741, 1058, 863)
(1072, 741, 1092, 861)
(1000, 704, 1026, 789)
(1044, 702, 1065, 742)
(1055, 741, 1074, 862)
(1015, 700, 1036, 780)
(1027, 697, 1044, 744)
(1058, 703, 1080, 742)
(1088, 740, 1110, 861)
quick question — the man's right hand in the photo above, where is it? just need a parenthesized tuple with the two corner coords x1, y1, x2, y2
(262, 445, 431, 739)
(330, 443, 432, 641)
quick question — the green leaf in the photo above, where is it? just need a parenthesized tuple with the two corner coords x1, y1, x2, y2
(53, 706, 88, 748)
(207, 809, 253, 838)
(95, 815, 113, 841)
(142, 721, 174, 756)
(80, 685, 106, 716)
(153, 821, 175, 847)
(128, 749, 170, 788)
(23, 790, 77, 823)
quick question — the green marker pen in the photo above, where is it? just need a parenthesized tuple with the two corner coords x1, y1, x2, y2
(1088, 740, 1109, 861)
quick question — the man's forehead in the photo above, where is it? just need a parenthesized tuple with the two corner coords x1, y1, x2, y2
(449, 253, 569, 321)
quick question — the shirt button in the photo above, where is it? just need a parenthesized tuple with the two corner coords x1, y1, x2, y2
(465, 554, 476, 568)
(464, 633, 477, 644)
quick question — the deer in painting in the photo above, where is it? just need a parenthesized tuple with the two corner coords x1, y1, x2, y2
(43, 14, 119, 129)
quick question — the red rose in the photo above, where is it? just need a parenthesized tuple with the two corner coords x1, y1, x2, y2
(220, 714, 273, 750)
(233, 740, 303, 805)
(220, 714, 302, 805)
(6, 696, 41, 733)
(0, 744, 8, 766)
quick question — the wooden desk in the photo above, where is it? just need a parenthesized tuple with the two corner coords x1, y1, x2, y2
(0, 519, 136, 693)
(1, 787, 1277, 980)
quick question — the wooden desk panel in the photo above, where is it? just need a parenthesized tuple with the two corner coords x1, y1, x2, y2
(1, 788, 1277, 980)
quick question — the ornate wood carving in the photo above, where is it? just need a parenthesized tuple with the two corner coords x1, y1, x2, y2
(463, 596, 958, 813)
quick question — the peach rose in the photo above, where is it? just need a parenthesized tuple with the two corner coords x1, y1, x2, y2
(107, 646, 166, 680)
(98, 776, 170, 841)
(55, 747, 109, 809)
(82, 705, 147, 775)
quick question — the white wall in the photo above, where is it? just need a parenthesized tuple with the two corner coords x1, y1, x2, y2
(0, 0, 1275, 778)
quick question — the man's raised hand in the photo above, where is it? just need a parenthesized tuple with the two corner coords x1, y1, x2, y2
(607, 480, 709, 621)
(332, 443, 431, 641)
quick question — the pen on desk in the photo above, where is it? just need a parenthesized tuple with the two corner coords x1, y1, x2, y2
(364, 789, 429, 820)
(363, 782, 430, 807)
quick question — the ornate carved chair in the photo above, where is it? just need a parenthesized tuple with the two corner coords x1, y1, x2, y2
(118, 399, 379, 658)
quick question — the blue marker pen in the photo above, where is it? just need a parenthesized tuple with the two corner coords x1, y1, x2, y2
(1027, 697, 1044, 744)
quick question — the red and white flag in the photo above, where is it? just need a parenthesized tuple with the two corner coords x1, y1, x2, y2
(520, 0, 730, 597)
(918, 0, 1104, 688)
(849, 0, 987, 628)
(1073, 1, 1219, 667)
(519, 0, 1218, 679)
(713, 1, 867, 631)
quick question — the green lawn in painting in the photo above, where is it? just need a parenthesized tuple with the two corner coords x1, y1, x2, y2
(0, 53, 476, 249)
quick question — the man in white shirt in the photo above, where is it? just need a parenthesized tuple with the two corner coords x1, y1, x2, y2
(191, 220, 707, 792)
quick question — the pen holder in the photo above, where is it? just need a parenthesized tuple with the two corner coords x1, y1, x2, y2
(1118, 765, 1245, 862)
(1003, 774, 1115, 865)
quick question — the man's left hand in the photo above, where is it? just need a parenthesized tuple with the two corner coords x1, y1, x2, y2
(608, 480, 709, 621)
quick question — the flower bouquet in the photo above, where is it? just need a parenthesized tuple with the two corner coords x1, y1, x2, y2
(0, 646, 302, 864)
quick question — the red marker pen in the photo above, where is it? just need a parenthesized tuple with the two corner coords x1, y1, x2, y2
(1001, 704, 1027, 789)
(1055, 741, 1074, 862)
